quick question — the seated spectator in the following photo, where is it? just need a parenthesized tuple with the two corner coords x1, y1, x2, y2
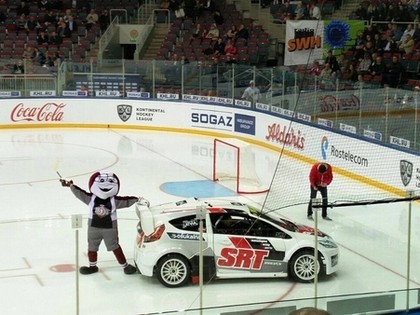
(203, 37, 225, 56)
(372, 33, 386, 53)
(192, 23, 204, 39)
(49, 30, 62, 45)
(224, 39, 237, 56)
(383, 35, 398, 53)
(33, 47, 46, 66)
(352, 3, 367, 20)
(37, 29, 50, 45)
(25, 15, 42, 33)
(368, 55, 385, 77)
(294, 1, 306, 20)
(357, 53, 372, 75)
(399, 34, 415, 54)
(224, 25, 237, 41)
(57, 20, 71, 38)
(205, 23, 219, 41)
(43, 10, 57, 27)
(342, 62, 358, 82)
(308, 1, 321, 20)
(15, 14, 28, 34)
(160, 0, 170, 9)
(85, 9, 98, 31)
(13, 59, 25, 74)
(398, 23, 415, 44)
(319, 63, 334, 87)
(235, 24, 249, 41)
(309, 60, 321, 76)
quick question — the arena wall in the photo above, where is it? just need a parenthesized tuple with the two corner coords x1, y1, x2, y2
(0, 97, 419, 196)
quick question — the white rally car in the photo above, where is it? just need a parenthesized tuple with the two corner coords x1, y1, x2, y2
(134, 198, 339, 288)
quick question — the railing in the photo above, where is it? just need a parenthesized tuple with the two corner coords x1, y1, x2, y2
(6, 59, 420, 153)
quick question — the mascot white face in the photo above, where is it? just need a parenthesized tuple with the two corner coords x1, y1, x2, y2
(89, 172, 120, 199)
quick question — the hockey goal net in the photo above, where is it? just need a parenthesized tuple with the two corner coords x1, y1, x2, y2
(212, 138, 269, 194)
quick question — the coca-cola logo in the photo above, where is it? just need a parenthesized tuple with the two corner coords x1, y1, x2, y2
(265, 123, 305, 150)
(319, 95, 360, 112)
(11, 103, 65, 122)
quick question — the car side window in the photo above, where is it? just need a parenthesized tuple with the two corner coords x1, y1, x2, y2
(211, 213, 291, 239)
(169, 215, 206, 232)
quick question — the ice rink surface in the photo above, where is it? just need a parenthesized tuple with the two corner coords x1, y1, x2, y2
(1, 128, 420, 315)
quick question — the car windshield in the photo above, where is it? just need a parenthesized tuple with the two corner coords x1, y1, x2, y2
(259, 213, 299, 232)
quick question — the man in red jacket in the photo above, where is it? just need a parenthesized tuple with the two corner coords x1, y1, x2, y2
(307, 162, 333, 221)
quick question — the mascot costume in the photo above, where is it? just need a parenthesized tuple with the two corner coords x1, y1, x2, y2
(60, 171, 149, 275)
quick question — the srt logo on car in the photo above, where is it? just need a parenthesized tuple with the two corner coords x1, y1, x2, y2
(217, 236, 270, 270)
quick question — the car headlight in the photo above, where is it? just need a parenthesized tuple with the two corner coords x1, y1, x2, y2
(319, 238, 338, 248)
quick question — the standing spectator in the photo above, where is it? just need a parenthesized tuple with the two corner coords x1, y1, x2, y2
(241, 80, 261, 103)
(85, 9, 98, 31)
(66, 15, 78, 34)
(38, 0, 52, 10)
(383, 55, 405, 88)
(213, 9, 224, 25)
(307, 162, 333, 221)
(325, 50, 340, 77)
(98, 9, 110, 33)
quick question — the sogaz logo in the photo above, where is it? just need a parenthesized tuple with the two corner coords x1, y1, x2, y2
(191, 110, 233, 131)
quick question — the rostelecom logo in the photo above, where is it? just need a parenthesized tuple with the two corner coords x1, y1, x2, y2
(321, 136, 329, 160)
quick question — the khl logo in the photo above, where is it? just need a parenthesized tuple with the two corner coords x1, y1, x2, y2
(117, 104, 132, 122)
(400, 160, 413, 187)
(321, 136, 329, 160)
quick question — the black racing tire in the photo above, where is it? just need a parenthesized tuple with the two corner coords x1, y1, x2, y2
(156, 254, 191, 288)
(289, 249, 323, 283)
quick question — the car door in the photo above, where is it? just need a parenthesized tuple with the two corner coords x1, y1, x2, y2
(210, 212, 289, 278)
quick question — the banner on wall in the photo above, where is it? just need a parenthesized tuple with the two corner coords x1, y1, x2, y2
(285, 20, 324, 66)
(284, 20, 365, 66)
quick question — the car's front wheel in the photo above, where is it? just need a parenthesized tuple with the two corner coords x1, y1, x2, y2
(156, 254, 191, 288)
(289, 250, 323, 282)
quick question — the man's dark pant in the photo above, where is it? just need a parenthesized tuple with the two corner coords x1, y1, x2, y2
(307, 185, 328, 218)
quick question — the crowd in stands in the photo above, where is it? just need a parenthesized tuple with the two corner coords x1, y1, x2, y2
(0, 0, 135, 74)
(157, 0, 270, 69)
(301, 0, 420, 90)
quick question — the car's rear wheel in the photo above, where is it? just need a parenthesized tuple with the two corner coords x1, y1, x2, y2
(156, 254, 191, 288)
(289, 250, 323, 282)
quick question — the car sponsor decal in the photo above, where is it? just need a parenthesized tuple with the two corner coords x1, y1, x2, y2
(167, 232, 201, 240)
(217, 236, 270, 270)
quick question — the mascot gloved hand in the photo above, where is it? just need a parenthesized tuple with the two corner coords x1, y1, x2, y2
(137, 197, 150, 207)
(63, 171, 146, 275)
(60, 179, 73, 187)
